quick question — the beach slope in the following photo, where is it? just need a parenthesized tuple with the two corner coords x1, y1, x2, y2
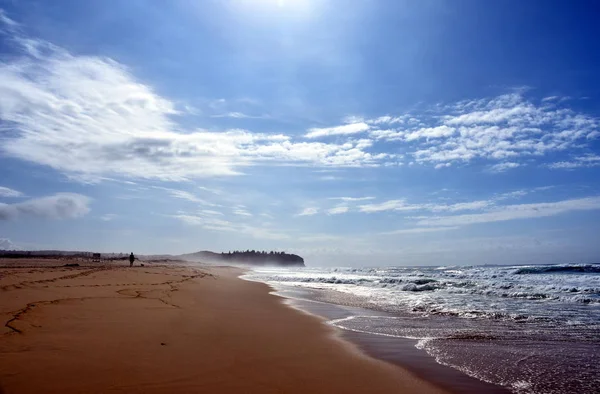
(0, 261, 446, 393)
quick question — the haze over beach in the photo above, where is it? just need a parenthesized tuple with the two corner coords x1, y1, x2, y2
(1, 1, 599, 393)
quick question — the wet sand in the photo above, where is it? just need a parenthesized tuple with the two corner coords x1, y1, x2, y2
(0, 259, 448, 393)
(273, 287, 510, 394)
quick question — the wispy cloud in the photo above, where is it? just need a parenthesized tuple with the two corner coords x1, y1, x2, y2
(358, 199, 493, 213)
(297, 207, 319, 216)
(367, 93, 599, 169)
(0, 238, 20, 250)
(0, 193, 91, 220)
(541, 96, 571, 103)
(381, 226, 460, 235)
(416, 197, 600, 227)
(318, 175, 343, 181)
(152, 187, 217, 206)
(232, 207, 253, 216)
(496, 190, 528, 200)
(327, 206, 349, 215)
(359, 199, 413, 213)
(171, 214, 288, 240)
(405, 125, 455, 141)
(100, 213, 117, 221)
(489, 162, 521, 173)
(200, 209, 223, 216)
(0, 26, 393, 183)
(198, 186, 222, 195)
(0, 9, 17, 28)
(542, 96, 560, 102)
(367, 115, 408, 125)
(3, 14, 597, 180)
(353, 187, 553, 215)
(548, 155, 600, 169)
(0, 186, 23, 198)
(210, 112, 269, 119)
(328, 196, 375, 202)
(305, 122, 370, 138)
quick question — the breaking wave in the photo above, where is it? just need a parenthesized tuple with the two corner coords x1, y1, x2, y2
(248, 263, 600, 324)
(513, 264, 600, 275)
(247, 262, 600, 394)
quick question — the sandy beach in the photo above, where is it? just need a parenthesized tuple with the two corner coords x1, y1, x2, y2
(0, 259, 447, 394)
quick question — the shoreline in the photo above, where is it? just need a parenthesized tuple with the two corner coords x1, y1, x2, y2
(253, 282, 510, 394)
(1, 259, 448, 393)
(245, 264, 600, 394)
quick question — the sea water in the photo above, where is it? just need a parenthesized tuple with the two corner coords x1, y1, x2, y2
(245, 264, 600, 394)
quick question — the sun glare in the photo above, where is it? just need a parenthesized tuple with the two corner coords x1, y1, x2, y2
(239, 0, 315, 15)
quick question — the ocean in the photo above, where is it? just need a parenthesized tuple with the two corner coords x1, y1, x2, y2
(245, 263, 600, 394)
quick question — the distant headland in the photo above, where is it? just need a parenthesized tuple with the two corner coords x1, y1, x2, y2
(0, 249, 305, 267)
(178, 250, 305, 267)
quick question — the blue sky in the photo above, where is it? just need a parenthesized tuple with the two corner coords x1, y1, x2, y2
(1, 0, 599, 266)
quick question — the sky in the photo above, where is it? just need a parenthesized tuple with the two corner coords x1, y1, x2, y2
(1, 0, 600, 266)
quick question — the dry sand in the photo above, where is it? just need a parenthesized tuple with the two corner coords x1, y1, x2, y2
(0, 259, 448, 394)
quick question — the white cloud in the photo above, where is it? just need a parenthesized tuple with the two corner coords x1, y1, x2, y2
(305, 122, 370, 138)
(587, 131, 600, 139)
(489, 162, 521, 173)
(0, 238, 21, 250)
(233, 207, 252, 216)
(0, 30, 392, 182)
(342, 115, 365, 124)
(358, 199, 493, 214)
(100, 213, 117, 221)
(496, 190, 529, 200)
(444, 104, 536, 126)
(327, 187, 553, 220)
(542, 96, 559, 102)
(0, 9, 17, 28)
(327, 206, 349, 215)
(318, 175, 342, 181)
(370, 129, 404, 141)
(200, 209, 223, 216)
(382, 226, 460, 235)
(416, 197, 600, 227)
(0, 186, 23, 198)
(0, 193, 91, 220)
(171, 214, 288, 240)
(328, 196, 375, 202)
(369, 93, 599, 169)
(548, 155, 600, 169)
(439, 200, 492, 212)
(359, 199, 412, 213)
(367, 115, 408, 125)
(1, 14, 598, 180)
(198, 186, 222, 195)
(405, 125, 455, 141)
(211, 112, 268, 119)
(297, 207, 319, 216)
(152, 187, 217, 205)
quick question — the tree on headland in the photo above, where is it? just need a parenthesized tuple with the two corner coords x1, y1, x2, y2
(219, 250, 304, 267)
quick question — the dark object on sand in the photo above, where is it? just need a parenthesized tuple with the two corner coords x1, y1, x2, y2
(64, 263, 80, 267)
(129, 252, 135, 267)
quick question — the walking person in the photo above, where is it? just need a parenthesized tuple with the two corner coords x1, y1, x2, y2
(129, 252, 135, 267)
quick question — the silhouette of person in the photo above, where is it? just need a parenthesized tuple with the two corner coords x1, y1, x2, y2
(129, 252, 135, 267)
